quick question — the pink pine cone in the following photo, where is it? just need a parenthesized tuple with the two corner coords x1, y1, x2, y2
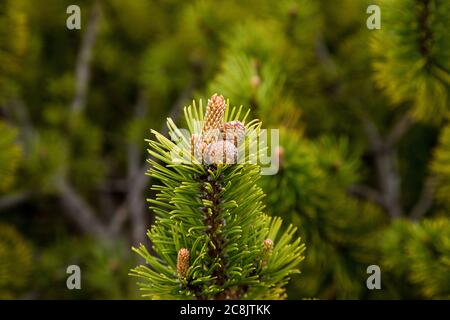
(220, 120, 245, 147)
(204, 140, 237, 164)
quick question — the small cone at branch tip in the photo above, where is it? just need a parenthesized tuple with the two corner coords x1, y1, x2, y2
(262, 239, 273, 268)
(263, 238, 274, 251)
(191, 94, 244, 163)
(221, 120, 246, 147)
(203, 94, 226, 133)
(190, 133, 199, 155)
(177, 248, 190, 279)
(191, 133, 206, 159)
(204, 140, 237, 165)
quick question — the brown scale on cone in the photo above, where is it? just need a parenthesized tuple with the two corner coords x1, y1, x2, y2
(177, 248, 190, 279)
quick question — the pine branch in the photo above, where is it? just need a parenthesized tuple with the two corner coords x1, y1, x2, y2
(195, 167, 229, 298)
(129, 95, 304, 300)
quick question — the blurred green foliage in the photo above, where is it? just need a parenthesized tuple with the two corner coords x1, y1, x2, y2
(0, 122, 22, 192)
(34, 237, 138, 299)
(0, 0, 449, 299)
(0, 223, 32, 299)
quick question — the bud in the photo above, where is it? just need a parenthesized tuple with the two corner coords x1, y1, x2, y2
(221, 120, 246, 147)
(263, 238, 274, 251)
(261, 239, 273, 268)
(177, 248, 190, 279)
(204, 140, 237, 165)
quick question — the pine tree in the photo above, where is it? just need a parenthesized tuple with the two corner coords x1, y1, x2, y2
(130, 94, 305, 299)
(1, 0, 449, 300)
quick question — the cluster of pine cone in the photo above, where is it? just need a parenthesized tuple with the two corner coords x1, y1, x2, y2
(191, 94, 246, 164)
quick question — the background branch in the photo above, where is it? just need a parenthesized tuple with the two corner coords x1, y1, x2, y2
(109, 82, 196, 242)
(359, 116, 410, 218)
(56, 179, 109, 238)
(0, 191, 30, 211)
(127, 91, 148, 245)
(410, 176, 436, 220)
(386, 114, 414, 149)
(348, 184, 384, 206)
(70, 1, 101, 114)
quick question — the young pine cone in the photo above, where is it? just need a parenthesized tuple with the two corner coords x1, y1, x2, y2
(177, 248, 190, 279)
(220, 120, 245, 147)
(262, 239, 274, 268)
(204, 140, 237, 164)
(263, 238, 274, 252)
(202, 94, 226, 144)
(191, 133, 206, 160)
(191, 94, 245, 164)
